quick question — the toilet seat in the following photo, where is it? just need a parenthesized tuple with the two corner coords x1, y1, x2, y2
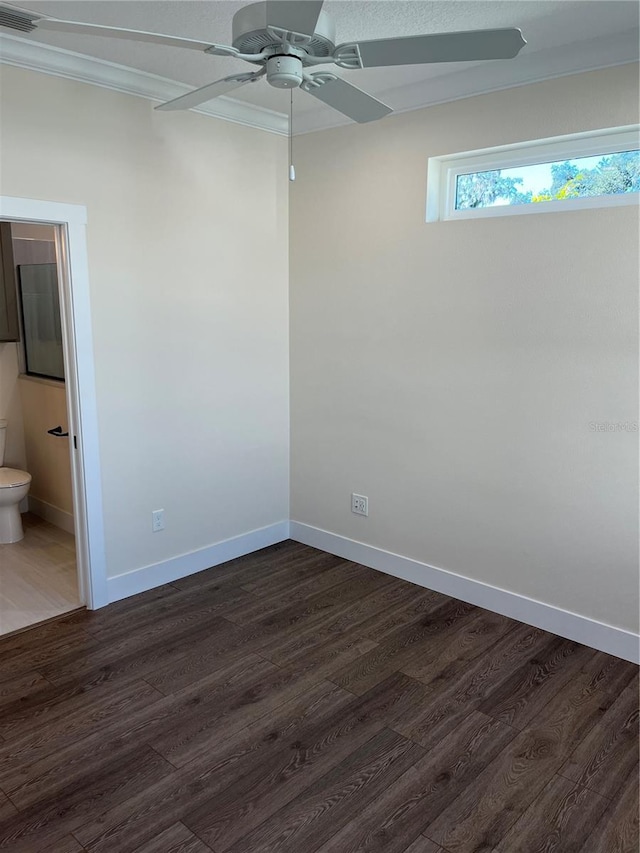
(0, 468, 32, 488)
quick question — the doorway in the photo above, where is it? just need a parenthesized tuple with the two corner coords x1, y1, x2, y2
(0, 221, 80, 634)
(0, 196, 108, 631)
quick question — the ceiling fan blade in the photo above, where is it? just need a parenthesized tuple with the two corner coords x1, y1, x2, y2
(301, 74, 391, 123)
(265, 1, 324, 36)
(336, 28, 526, 68)
(155, 71, 264, 112)
(0, 4, 214, 51)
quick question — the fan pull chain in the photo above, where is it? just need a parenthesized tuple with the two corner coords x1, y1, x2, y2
(289, 89, 295, 182)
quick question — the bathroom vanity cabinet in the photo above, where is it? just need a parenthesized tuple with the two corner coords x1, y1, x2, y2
(0, 223, 19, 342)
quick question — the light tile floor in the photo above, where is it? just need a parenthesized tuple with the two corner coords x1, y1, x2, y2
(0, 513, 81, 636)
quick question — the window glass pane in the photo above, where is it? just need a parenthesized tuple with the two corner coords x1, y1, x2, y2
(455, 149, 640, 210)
(18, 263, 65, 380)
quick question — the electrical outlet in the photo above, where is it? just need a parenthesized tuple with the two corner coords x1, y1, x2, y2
(152, 509, 165, 532)
(351, 493, 368, 516)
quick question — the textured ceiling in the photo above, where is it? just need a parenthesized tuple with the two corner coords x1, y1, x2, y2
(7, 1, 640, 130)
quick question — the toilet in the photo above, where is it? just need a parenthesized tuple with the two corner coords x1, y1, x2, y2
(0, 419, 31, 544)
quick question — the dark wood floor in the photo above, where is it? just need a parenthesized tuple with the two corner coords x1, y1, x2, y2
(0, 540, 637, 853)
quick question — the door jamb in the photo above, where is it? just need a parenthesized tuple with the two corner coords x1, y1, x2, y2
(0, 196, 108, 609)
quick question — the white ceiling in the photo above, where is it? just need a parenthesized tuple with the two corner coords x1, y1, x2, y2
(4, 1, 640, 133)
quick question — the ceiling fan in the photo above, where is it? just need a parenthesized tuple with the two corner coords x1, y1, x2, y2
(0, 1, 526, 123)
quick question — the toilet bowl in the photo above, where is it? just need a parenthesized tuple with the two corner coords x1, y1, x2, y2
(0, 420, 31, 544)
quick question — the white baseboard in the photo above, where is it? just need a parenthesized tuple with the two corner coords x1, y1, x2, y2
(107, 521, 290, 604)
(27, 496, 75, 536)
(290, 521, 640, 665)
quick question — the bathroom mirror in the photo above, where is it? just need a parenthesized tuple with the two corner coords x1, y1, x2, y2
(17, 263, 65, 380)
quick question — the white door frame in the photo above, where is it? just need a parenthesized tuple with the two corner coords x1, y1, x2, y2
(0, 196, 108, 609)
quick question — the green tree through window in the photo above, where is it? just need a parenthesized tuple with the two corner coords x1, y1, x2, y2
(456, 171, 531, 209)
(455, 149, 640, 210)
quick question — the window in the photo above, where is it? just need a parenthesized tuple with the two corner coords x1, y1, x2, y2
(427, 126, 640, 222)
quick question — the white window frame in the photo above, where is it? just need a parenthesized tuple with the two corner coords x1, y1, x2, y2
(426, 125, 640, 223)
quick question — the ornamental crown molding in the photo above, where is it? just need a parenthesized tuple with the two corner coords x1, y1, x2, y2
(0, 32, 289, 135)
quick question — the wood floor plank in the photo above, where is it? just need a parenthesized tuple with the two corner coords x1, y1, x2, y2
(351, 587, 449, 643)
(223, 559, 372, 625)
(257, 583, 441, 667)
(148, 659, 353, 768)
(558, 674, 639, 799)
(79, 582, 254, 646)
(490, 774, 611, 853)
(223, 728, 425, 853)
(39, 610, 247, 687)
(253, 604, 380, 668)
(11, 678, 349, 826)
(423, 659, 633, 853)
(140, 569, 388, 698)
(252, 569, 395, 640)
(238, 550, 348, 596)
(330, 598, 477, 695)
(399, 608, 514, 683)
(0, 790, 18, 819)
(0, 679, 163, 784)
(5, 676, 163, 744)
(144, 613, 375, 697)
(63, 583, 180, 637)
(0, 670, 50, 712)
(134, 822, 213, 853)
(402, 839, 442, 853)
(391, 622, 554, 748)
(476, 635, 596, 729)
(46, 836, 85, 853)
(581, 766, 640, 853)
(182, 673, 430, 852)
(0, 745, 175, 852)
(73, 678, 366, 853)
(155, 677, 353, 790)
(313, 711, 514, 853)
(328, 584, 444, 639)
(0, 626, 98, 681)
(0, 617, 85, 659)
(140, 620, 270, 695)
(2, 654, 272, 808)
(169, 540, 311, 592)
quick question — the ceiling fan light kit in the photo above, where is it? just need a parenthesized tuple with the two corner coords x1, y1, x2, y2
(0, 1, 526, 122)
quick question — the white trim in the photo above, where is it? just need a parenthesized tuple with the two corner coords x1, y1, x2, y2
(107, 521, 290, 603)
(0, 196, 109, 609)
(0, 33, 288, 136)
(27, 495, 74, 535)
(289, 522, 640, 665)
(428, 125, 640, 223)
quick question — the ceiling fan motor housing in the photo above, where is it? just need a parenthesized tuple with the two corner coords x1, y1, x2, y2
(266, 55, 303, 88)
(232, 1, 336, 56)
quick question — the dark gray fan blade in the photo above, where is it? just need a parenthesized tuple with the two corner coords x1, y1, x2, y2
(156, 71, 264, 111)
(301, 75, 391, 123)
(265, 1, 324, 36)
(0, 4, 214, 50)
(337, 28, 526, 68)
